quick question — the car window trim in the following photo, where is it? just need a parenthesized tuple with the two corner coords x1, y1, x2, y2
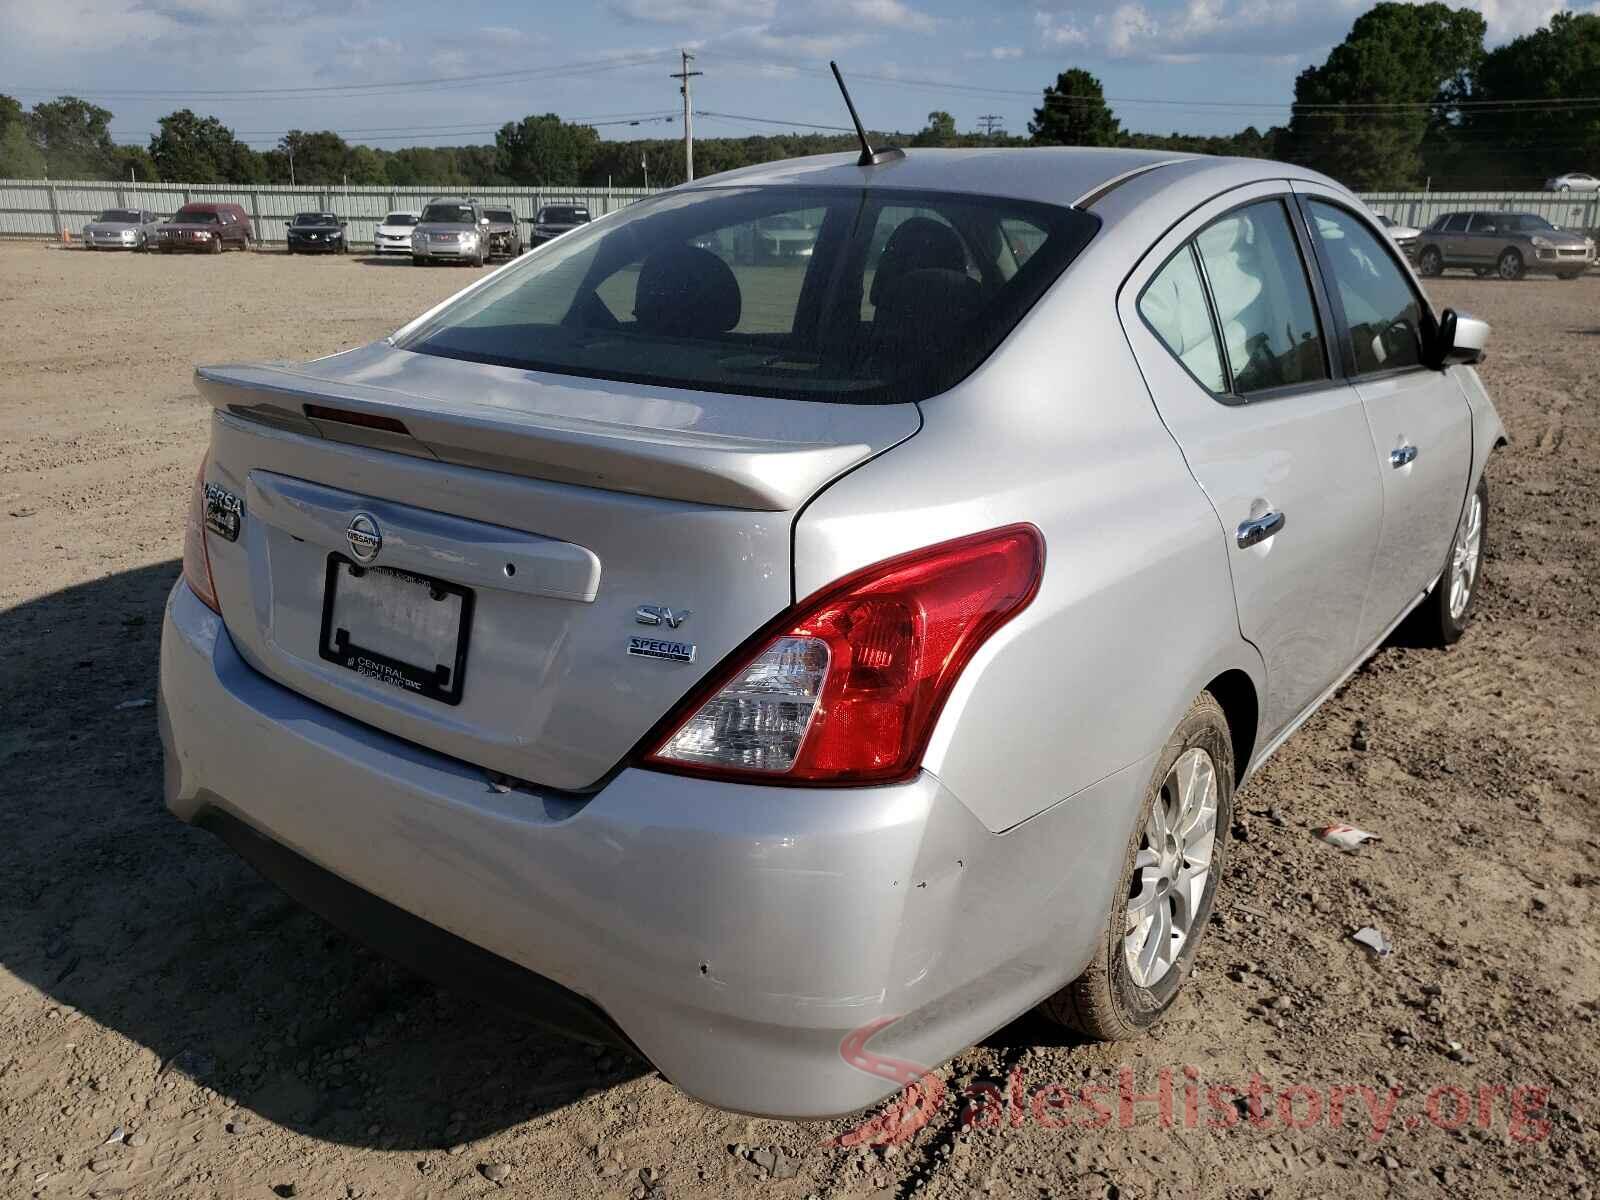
(1291, 191, 1435, 386)
(1141, 192, 1339, 407)
(1136, 240, 1238, 402)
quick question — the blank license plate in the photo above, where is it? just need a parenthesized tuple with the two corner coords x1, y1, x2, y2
(319, 555, 474, 705)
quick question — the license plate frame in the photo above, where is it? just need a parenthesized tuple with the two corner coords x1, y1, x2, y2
(318, 554, 474, 706)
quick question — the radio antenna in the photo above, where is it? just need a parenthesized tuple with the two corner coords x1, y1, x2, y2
(829, 61, 905, 167)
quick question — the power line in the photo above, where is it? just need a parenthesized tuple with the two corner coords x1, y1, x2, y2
(976, 114, 1005, 137)
(695, 110, 853, 133)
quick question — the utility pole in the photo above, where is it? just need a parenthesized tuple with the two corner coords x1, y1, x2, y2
(670, 49, 702, 182)
(977, 114, 1004, 138)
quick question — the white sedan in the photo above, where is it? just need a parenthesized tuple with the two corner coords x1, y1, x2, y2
(1545, 172, 1600, 192)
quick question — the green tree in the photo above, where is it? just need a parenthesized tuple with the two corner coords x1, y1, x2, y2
(1029, 69, 1121, 147)
(151, 110, 260, 182)
(1453, 12, 1600, 186)
(113, 143, 159, 183)
(26, 96, 117, 178)
(913, 110, 958, 147)
(1284, 2, 1485, 189)
(277, 130, 353, 185)
(495, 114, 600, 185)
(0, 122, 47, 177)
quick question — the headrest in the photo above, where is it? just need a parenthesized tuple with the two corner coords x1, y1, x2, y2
(869, 268, 983, 355)
(634, 244, 741, 338)
(870, 217, 967, 306)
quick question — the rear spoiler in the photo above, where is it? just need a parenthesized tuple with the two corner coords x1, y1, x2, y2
(195, 363, 913, 512)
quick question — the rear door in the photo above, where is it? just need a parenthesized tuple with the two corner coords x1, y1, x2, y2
(1297, 188, 1473, 642)
(1121, 183, 1384, 737)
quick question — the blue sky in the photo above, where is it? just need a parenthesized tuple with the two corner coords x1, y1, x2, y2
(0, 0, 1586, 153)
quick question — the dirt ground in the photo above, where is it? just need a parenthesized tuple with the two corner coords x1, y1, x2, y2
(1, 240, 1597, 1200)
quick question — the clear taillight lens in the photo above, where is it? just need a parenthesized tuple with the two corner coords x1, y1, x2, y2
(182, 456, 220, 614)
(643, 524, 1044, 786)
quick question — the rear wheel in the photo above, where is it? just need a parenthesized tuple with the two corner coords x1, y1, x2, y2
(1496, 248, 1523, 280)
(1417, 245, 1444, 277)
(1038, 692, 1233, 1039)
(1403, 475, 1488, 647)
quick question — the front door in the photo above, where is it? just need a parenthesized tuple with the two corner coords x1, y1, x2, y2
(1121, 184, 1384, 738)
(1297, 189, 1475, 643)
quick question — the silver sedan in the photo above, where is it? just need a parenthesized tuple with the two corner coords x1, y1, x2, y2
(160, 148, 1503, 1119)
(82, 207, 163, 251)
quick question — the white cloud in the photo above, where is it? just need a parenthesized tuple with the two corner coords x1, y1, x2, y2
(962, 44, 1024, 59)
(1034, 10, 1089, 46)
(608, 0, 775, 23)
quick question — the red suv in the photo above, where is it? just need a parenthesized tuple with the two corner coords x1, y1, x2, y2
(157, 203, 254, 254)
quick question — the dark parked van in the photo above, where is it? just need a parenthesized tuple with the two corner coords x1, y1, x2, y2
(158, 203, 254, 254)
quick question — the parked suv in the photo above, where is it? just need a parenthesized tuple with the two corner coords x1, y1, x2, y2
(481, 206, 522, 258)
(411, 198, 490, 266)
(1414, 211, 1595, 280)
(528, 203, 590, 246)
(163, 150, 1503, 1120)
(157, 203, 253, 254)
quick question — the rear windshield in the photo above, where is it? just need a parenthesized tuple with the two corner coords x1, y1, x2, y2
(402, 186, 1098, 405)
(539, 206, 588, 223)
(422, 203, 475, 224)
(98, 209, 141, 224)
(384, 213, 418, 226)
(175, 209, 220, 224)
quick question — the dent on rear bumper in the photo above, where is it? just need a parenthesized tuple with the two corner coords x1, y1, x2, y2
(159, 580, 1148, 1118)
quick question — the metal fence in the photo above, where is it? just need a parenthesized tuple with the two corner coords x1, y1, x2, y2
(0, 180, 655, 244)
(4, 179, 1599, 244)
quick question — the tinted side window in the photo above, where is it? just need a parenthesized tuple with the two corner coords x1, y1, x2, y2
(1192, 200, 1328, 396)
(1137, 246, 1226, 393)
(1440, 214, 1468, 232)
(1308, 201, 1426, 376)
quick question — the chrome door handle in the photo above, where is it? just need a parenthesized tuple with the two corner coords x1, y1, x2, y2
(1390, 444, 1418, 468)
(1236, 510, 1286, 549)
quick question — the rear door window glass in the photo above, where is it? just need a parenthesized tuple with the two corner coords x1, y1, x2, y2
(1308, 201, 1426, 376)
(1138, 246, 1226, 393)
(1192, 200, 1328, 396)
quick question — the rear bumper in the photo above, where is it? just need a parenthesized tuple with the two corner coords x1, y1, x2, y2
(159, 580, 1145, 1118)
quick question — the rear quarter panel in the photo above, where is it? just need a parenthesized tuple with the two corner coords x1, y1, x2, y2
(794, 238, 1263, 832)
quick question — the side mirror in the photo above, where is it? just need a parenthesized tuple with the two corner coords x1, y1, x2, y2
(1429, 308, 1489, 369)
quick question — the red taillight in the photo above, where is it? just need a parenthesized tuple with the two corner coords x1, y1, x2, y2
(182, 456, 220, 614)
(643, 524, 1044, 786)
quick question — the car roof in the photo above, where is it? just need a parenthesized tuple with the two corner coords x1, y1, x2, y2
(689, 147, 1353, 222)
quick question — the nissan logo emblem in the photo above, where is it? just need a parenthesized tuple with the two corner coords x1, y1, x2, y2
(346, 513, 382, 563)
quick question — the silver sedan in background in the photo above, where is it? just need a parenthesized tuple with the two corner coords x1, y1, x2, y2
(82, 207, 162, 250)
(161, 148, 1503, 1119)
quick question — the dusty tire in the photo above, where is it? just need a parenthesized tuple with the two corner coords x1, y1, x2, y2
(1038, 692, 1234, 1040)
(208, 237, 222, 255)
(1403, 475, 1488, 647)
(1496, 248, 1523, 280)
(1417, 246, 1444, 277)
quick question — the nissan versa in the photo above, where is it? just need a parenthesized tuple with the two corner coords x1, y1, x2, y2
(159, 147, 1504, 1119)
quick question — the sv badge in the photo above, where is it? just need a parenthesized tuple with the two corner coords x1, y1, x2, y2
(635, 604, 690, 629)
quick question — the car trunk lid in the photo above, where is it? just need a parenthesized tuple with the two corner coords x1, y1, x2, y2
(196, 342, 919, 790)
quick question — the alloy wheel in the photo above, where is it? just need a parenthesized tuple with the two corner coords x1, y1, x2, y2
(1124, 747, 1218, 988)
(1497, 251, 1522, 280)
(1449, 491, 1483, 621)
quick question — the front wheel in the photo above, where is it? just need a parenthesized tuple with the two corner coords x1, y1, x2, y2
(1417, 246, 1444, 277)
(1038, 692, 1234, 1040)
(1497, 248, 1523, 280)
(209, 237, 222, 255)
(1404, 475, 1488, 646)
